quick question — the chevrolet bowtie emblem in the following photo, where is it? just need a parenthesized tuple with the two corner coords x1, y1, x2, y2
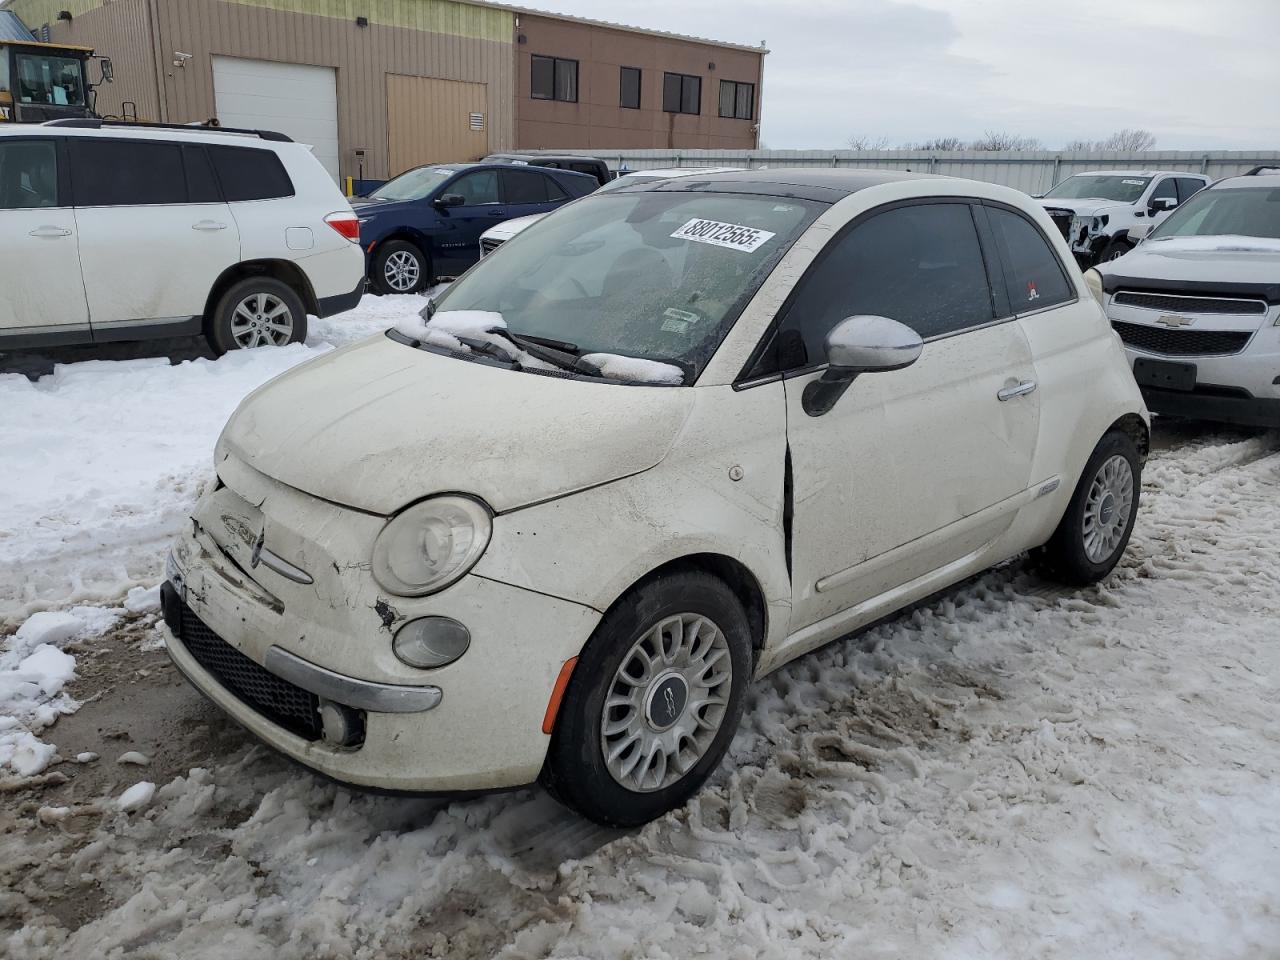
(1156, 315, 1194, 327)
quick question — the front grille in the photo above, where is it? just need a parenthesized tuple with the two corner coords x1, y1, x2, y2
(1113, 291, 1268, 316)
(177, 605, 322, 741)
(479, 237, 503, 256)
(1112, 320, 1253, 357)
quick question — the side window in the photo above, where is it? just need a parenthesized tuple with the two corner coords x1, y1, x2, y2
(70, 138, 185, 206)
(1176, 177, 1205, 203)
(545, 176, 570, 200)
(0, 139, 58, 209)
(449, 170, 500, 205)
(182, 145, 221, 204)
(208, 145, 294, 202)
(985, 206, 1074, 311)
(778, 203, 994, 368)
(500, 168, 551, 204)
(1149, 178, 1178, 204)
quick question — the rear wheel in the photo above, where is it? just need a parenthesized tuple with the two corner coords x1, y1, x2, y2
(542, 571, 752, 826)
(1042, 431, 1141, 584)
(371, 240, 429, 295)
(207, 277, 306, 355)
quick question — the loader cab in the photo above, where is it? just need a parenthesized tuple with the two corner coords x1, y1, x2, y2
(0, 40, 107, 124)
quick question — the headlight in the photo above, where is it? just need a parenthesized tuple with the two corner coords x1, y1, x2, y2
(371, 496, 492, 596)
(1084, 268, 1105, 306)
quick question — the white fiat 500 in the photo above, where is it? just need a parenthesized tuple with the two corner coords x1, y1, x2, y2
(162, 170, 1148, 825)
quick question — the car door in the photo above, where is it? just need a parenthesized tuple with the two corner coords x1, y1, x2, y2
(776, 200, 1040, 632)
(0, 135, 89, 342)
(433, 169, 506, 274)
(69, 136, 240, 337)
(500, 167, 569, 222)
(1145, 176, 1180, 226)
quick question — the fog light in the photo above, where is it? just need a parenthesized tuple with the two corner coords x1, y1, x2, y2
(393, 616, 470, 669)
(318, 699, 364, 747)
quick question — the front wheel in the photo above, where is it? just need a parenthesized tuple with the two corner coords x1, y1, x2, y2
(1042, 431, 1142, 584)
(371, 240, 429, 295)
(1097, 240, 1131, 263)
(207, 277, 307, 355)
(542, 571, 752, 826)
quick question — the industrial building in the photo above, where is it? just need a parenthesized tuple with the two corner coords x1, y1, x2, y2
(1, 0, 765, 181)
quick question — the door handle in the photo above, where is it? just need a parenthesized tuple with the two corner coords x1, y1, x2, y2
(998, 380, 1038, 401)
(192, 220, 228, 231)
(28, 226, 72, 238)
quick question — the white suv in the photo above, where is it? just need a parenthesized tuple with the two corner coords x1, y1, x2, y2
(0, 120, 365, 354)
(1092, 168, 1280, 427)
(162, 170, 1147, 825)
(1040, 170, 1210, 265)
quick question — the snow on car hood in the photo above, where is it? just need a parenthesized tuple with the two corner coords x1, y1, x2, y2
(1099, 235, 1280, 288)
(215, 334, 695, 515)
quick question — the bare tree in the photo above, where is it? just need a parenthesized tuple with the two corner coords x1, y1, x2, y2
(1064, 129, 1158, 152)
(969, 130, 1043, 151)
(846, 134, 892, 151)
(907, 136, 966, 151)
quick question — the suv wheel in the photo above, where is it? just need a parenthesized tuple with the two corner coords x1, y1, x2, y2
(542, 571, 752, 826)
(208, 277, 307, 354)
(1098, 240, 1131, 263)
(1042, 431, 1141, 584)
(372, 240, 428, 295)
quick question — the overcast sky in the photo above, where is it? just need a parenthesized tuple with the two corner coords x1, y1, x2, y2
(537, 0, 1280, 151)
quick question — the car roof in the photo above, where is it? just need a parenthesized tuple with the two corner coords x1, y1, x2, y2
(618, 167, 744, 179)
(635, 167, 944, 203)
(1213, 171, 1280, 190)
(1064, 170, 1205, 179)
(0, 121, 291, 151)
(487, 153, 604, 164)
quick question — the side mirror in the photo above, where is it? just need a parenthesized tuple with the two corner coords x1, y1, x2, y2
(98, 58, 114, 84)
(1149, 196, 1177, 214)
(435, 193, 465, 209)
(802, 315, 923, 417)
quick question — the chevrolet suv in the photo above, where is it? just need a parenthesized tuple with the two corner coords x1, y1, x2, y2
(0, 119, 365, 354)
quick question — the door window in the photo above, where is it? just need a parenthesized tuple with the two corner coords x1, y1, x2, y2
(182, 145, 221, 203)
(776, 202, 994, 369)
(984, 206, 1074, 311)
(1175, 177, 1206, 204)
(208, 145, 293, 202)
(500, 168, 552, 204)
(70, 138, 185, 206)
(0, 139, 58, 209)
(1149, 178, 1178, 205)
(449, 170, 500, 205)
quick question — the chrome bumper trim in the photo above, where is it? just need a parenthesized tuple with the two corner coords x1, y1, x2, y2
(263, 645, 443, 713)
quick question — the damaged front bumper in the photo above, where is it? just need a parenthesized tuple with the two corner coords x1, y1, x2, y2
(161, 460, 599, 793)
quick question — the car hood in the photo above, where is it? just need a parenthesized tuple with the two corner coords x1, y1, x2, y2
(1039, 198, 1124, 218)
(215, 335, 695, 515)
(351, 197, 417, 219)
(1099, 236, 1280, 289)
(481, 213, 546, 242)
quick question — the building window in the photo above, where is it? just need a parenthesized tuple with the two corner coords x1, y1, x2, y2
(620, 66, 641, 109)
(531, 55, 578, 103)
(719, 80, 754, 120)
(662, 72, 701, 115)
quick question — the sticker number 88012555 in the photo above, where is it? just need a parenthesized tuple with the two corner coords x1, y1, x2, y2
(670, 218, 776, 253)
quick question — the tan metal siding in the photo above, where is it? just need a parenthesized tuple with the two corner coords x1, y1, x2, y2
(387, 74, 488, 173)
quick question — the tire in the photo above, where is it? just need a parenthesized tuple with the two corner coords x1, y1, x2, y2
(1097, 240, 1131, 263)
(370, 240, 429, 295)
(1042, 431, 1141, 585)
(207, 277, 307, 355)
(542, 570, 753, 827)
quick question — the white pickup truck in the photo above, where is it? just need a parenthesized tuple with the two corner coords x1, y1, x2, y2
(1039, 170, 1210, 266)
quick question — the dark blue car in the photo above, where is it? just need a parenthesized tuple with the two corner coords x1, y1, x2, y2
(353, 162, 598, 294)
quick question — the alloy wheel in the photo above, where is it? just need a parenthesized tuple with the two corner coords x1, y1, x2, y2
(384, 250, 421, 292)
(230, 293, 295, 348)
(1082, 454, 1134, 563)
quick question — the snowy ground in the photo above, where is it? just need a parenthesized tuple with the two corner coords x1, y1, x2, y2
(1, 297, 1278, 958)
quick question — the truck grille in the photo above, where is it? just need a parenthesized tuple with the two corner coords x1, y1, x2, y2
(1113, 291, 1268, 316)
(176, 604, 322, 741)
(479, 237, 504, 256)
(1112, 320, 1253, 357)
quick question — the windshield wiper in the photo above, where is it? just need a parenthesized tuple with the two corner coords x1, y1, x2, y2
(455, 335, 523, 369)
(487, 329, 604, 377)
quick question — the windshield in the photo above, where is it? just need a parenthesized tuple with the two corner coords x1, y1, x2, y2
(1044, 175, 1151, 203)
(369, 166, 455, 201)
(597, 175, 665, 193)
(431, 191, 824, 379)
(14, 53, 85, 107)
(1150, 187, 1280, 241)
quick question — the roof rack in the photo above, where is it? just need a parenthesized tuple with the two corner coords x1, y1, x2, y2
(42, 118, 293, 142)
(1243, 165, 1280, 176)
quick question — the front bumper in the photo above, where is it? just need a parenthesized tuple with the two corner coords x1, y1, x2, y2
(163, 470, 599, 792)
(315, 276, 367, 318)
(1139, 386, 1280, 427)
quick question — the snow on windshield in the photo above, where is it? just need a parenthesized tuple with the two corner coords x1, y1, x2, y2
(395, 308, 687, 385)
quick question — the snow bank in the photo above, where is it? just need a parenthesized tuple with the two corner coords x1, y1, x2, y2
(0, 605, 118, 779)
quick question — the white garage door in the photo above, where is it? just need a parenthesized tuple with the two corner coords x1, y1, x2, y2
(212, 56, 339, 181)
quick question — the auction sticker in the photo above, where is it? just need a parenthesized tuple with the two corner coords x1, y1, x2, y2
(671, 218, 775, 253)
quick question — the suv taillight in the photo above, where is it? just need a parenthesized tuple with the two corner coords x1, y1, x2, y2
(324, 211, 360, 243)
